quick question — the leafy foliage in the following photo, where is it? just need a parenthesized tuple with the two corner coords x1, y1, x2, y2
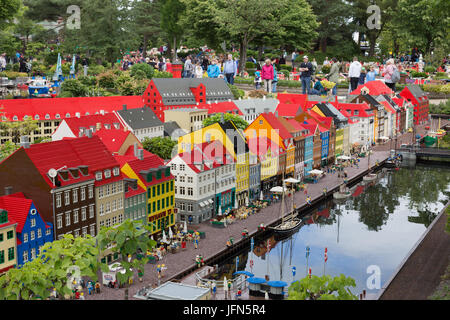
(142, 136, 178, 160)
(96, 220, 156, 286)
(288, 274, 358, 300)
(130, 63, 154, 79)
(0, 141, 18, 161)
(60, 79, 89, 97)
(227, 84, 245, 100)
(0, 234, 99, 300)
(202, 113, 249, 131)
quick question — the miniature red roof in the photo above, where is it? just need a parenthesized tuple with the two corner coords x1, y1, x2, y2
(94, 129, 134, 154)
(286, 119, 307, 132)
(277, 93, 308, 108)
(380, 100, 395, 114)
(275, 103, 302, 118)
(335, 103, 374, 118)
(197, 101, 242, 115)
(0, 96, 144, 122)
(301, 123, 318, 137)
(126, 153, 174, 187)
(178, 140, 234, 173)
(260, 113, 293, 143)
(23, 135, 120, 188)
(0, 192, 51, 233)
(350, 80, 393, 96)
(125, 184, 146, 198)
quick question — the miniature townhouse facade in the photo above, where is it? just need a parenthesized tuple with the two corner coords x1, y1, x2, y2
(120, 152, 176, 235)
(143, 78, 234, 122)
(233, 98, 279, 123)
(163, 108, 208, 133)
(123, 179, 147, 225)
(115, 106, 164, 142)
(0, 208, 17, 274)
(0, 193, 53, 267)
(399, 84, 429, 125)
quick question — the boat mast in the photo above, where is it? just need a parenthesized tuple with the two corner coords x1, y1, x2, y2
(281, 169, 285, 222)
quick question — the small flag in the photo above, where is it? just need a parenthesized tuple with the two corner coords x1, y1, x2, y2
(306, 246, 310, 258)
(324, 247, 328, 262)
(292, 266, 296, 277)
(308, 268, 311, 278)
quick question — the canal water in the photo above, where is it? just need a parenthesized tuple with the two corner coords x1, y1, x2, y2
(214, 164, 450, 299)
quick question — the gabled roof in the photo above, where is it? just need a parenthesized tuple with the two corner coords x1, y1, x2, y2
(198, 101, 242, 115)
(126, 153, 173, 187)
(23, 135, 120, 187)
(94, 128, 135, 154)
(335, 102, 374, 118)
(275, 103, 303, 118)
(0, 192, 51, 233)
(276, 93, 308, 108)
(116, 107, 163, 130)
(0, 96, 144, 122)
(151, 78, 234, 106)
(350, 80, 393, 96)
(350, 94, 382, 109)
(163, 121, 185, 137)
(380, 101, 396, 114)
(57, 113, 123, 137)
(405, 84, 426, 99)
(315, 103, 348, 125)
(216, 120, 249, 154)
(260, 113, 293, 141)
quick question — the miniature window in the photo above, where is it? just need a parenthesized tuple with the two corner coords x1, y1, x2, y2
(95, 172, 102, 181)
(55, 114, 61, 119)
(35, 115, 40, 120)
(45, 114, 50, 119)
(113, 167, 120, 176)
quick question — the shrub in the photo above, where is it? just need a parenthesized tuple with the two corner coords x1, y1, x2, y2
(424, 66, 435, 73)
(280, 64, 292, 72)
(12, 63, 19, 72)
(97, 71, 117, 89)
(132, 69, 147, 80)
(248, 90, 267, 98)
(228, 84, 245, 100)
(410, 71, 428, 78)
(60, 79, 88, 97)
(245, 61, 256, 69)
(87, 64, 106, 76)
(130, 63, 154, 79)
(117, 80, 136, 96)
(0, 71, 28, 79)
(78, 75, 98, 87)
(279, 69, 290, 78)
(153, 70, 173, 78)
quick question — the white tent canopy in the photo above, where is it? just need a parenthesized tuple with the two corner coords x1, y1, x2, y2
(337, 155, 351, 160)
(270, 186, 287, 193)
(379, 136, 389, 140)
(310, 169, 324, 175)
(284, 177, 300, 183)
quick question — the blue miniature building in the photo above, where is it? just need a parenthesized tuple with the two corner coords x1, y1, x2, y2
(0, 192, 53, 267)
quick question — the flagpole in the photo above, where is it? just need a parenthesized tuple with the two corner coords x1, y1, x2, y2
(323, 247, 328, 276)
(305, 246, 310, 277)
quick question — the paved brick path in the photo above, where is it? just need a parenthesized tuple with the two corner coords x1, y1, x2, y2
(85, 123, 440, 300)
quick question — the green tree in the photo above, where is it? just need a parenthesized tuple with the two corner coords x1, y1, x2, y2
(96, 219, 157, 286)
(0, 234, 99, 300)
(288, 274, 358, 300)
(59, 79, 89, 97)
(0, 118, 39, 144)
(13, 5, 44, 52)
(130, 62, 154, 79)
(142, 136, 178, 159)
(0, 0, 21, 30)
(130, 0, 162, 58)
(203, 113, 249, 131)
(160, 0, 185, 60)
(0, 141, 18, 160)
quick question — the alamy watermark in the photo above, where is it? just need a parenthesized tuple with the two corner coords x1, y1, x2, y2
(366, 4, 381, 30)
(366, 265, 381, 290)
(66, 5, 81, 30)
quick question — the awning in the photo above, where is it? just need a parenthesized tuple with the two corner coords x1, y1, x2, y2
(199, 202, 205, 207)
(208, 199, 213, 204)
(310, 169, 324, 175)
(337, 155, 351, 160)
(270, 186, 286, 193)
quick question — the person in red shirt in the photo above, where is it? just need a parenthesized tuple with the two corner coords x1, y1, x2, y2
(261, 59, 274, 92)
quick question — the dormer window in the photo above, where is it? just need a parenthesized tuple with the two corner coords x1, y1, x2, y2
(35, 115, 39, 120)
(95, 172, 102, 181)
(104, 169, 111, 179)
(113, 167, 120, 176)
(55, 114, 61, 119)
(30, 209, 36, 215)
(45, 114, 50, 119)
(66, 113, 70, 118)
(13, 116, 18, 121)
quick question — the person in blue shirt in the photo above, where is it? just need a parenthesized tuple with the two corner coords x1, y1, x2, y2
(271, 58, 278, 93)
(309, 77, 327, 95)
(365, 65, 378, 82)
(207, 59, 221, 78)
(358, 67, 366, 85)
(254, 70, 262, 89)
(223, 54, 237, 84)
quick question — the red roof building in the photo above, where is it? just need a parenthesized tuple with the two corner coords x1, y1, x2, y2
(350, 80, 394, 96)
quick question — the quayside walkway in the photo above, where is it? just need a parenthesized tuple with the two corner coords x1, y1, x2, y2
(378, 203, 450, 300)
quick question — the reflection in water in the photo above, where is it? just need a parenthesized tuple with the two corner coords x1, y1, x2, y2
(218, 165, 450, 297)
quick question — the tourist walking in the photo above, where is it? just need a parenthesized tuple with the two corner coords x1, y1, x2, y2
(384, 59, 397, 92)
(223, 54, 237, 85)
(358, 67, 366, 85)
(194, 62, 203, 78)
(299, 56, 313, 94)
(261, 59, 274, 93)
(326, 58, 340, 96)
(254, 69, 262, 89)
(183, 56, 194, 78)
(271, 58, 278, 93)
(0, 53, 6, 72)
(348, 57, 362, 92)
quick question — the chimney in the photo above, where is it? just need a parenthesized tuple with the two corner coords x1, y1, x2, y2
(4, 186, 13, 195)
(138, 149, 144, 160)
(134, 142, 138, 157)
(96, 122, 101, 130)
(123, 104, 127, 111)
(20, 135, 30, 149)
